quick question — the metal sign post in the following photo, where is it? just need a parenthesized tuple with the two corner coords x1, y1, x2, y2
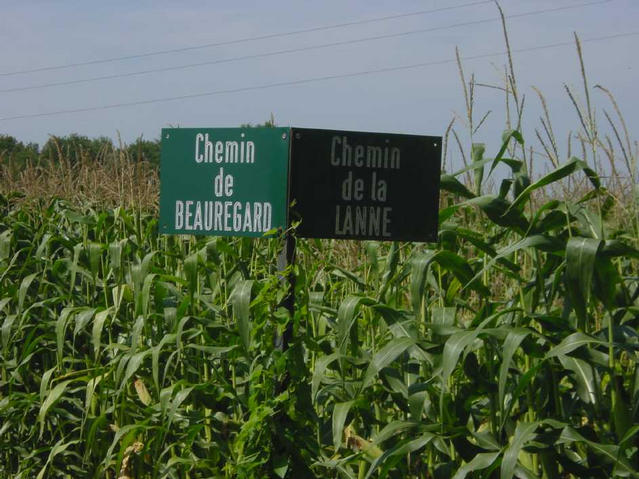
(159, 124, 442, 476)
(275, 232, 296, 353)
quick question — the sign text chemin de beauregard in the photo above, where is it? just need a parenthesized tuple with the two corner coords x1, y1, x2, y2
(160, 127, 441, 242)
(159, 128, 290, 237)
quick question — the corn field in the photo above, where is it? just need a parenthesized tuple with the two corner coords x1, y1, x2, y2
(1, 122, 638, 478)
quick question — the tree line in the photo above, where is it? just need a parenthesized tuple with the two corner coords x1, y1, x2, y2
(0, 116, 277, 170)
(0, 133, 161, 169)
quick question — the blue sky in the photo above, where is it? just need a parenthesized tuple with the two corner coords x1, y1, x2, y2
(0, 0, 636, 174)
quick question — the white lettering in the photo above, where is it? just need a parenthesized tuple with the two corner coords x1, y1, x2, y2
(185, 200, 193, 230)
(225, 141, 238, 163)
(214, 202, 223, 230)
(354, 145, 364, 167)
(214, 168, 234, 197)
(335, 205, 391, 237)
(246, 141, 255, 164)
(194, 134, 257, 165)
(329, 136, 400, 170)
(204, 134, 214, 162)
(343, 206, 353, 234)
(175, 201, 184, 229)
(243, 203, 252, 232)
(233, 202, 242, 231)
(173, 201, 272, 233)
(366, 146, 382, 168)
(341, 171, 353, 200)
(263, 203, 272, 231)
(225, 174, 234, 196)
(377, 179, 387, 202)
(204, 201, 213, 230)
(371, 172, 388, 202)
(214, 168, 224, 197)
(382, 207, 392, 237)
(215, 141, 223, 163)
(195, 134, 204, 163)
(353, 178, 364, 201)
(341, 136, 351, 167)
(224, 202, 232, 231)
(253, 202, 262, 232)
(391, 147, 400, 169)
(335, 205, 343, 235)
(368, 207, 380, 236)
(371, 171, 377, 201)
(193, 202, 202, 230)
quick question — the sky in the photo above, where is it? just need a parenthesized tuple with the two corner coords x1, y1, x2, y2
(0, 0, 637, 174)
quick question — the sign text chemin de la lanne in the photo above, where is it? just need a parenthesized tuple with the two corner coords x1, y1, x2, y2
(289, 128, 441, 242)
(330, 135, 401, 238)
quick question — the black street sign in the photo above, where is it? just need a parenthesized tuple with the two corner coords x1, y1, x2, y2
(289, 128, 441, 242)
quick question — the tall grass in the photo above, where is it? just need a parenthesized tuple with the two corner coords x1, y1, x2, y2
(0, 139, 158, 211)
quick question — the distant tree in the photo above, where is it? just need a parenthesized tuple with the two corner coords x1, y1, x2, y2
(40, 134, 113, 165)
(0, 134, 39, 169)
(126, 137, 160, 166)
(241, 113, 277, 128)
(0, 135, 19, 153)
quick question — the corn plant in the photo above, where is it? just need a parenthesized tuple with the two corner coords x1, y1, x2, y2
(1, 124, 638, 478)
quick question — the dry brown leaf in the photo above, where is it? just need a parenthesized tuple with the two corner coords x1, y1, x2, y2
(118, 441, 144, 479)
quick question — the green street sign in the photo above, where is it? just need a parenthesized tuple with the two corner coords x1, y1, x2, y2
(159, 127, 290, 237)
